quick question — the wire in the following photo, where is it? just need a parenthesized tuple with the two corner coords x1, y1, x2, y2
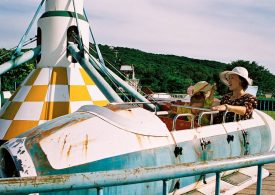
(0, 37, 37, 60)
(72, 0, 84, 51)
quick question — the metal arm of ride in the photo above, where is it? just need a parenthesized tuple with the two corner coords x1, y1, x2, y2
(0, 46, 41, 76)
(72, 0, 84, 52)
(67, 43, 123, 103)
(83, 8, 106, 66)
(88, 55, 156, 111)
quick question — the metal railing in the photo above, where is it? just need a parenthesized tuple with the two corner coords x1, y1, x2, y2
(172, 113, 194, 130)
(198, 111, 219, 126)
(0, 152, 275, 195)
(257, 98, 275, 111)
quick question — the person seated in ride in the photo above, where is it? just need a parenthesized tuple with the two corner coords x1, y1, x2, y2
(174, 81, 215, 114)
(212, 67, 257, 123)
(174, 92, 210, 127)
(192, 81, 216, 108)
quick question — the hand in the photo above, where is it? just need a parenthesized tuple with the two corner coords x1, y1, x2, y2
(211, 104, 227, 111)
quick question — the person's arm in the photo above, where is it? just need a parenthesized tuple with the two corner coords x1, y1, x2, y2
(211, 104, 246, 115)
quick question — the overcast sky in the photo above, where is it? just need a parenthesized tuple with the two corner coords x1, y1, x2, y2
(0, 0, 275, 75)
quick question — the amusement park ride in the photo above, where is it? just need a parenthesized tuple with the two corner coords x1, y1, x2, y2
(0, 0, 274, 194)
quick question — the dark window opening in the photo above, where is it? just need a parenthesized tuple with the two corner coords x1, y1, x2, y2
(67, 26, 79, 63)
(36, 27, 42, 63)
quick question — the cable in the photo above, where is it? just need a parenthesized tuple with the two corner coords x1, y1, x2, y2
(12, 0, 45, 59)
(72, 0, 84, 51)
(0, 37, 37, 60)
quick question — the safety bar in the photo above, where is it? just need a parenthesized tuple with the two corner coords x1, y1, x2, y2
(171, 104, 212, 112)
(172, 113, 194, 131)
(0, 152, 275, 194)
(198, 111, 219, 126)
(222, 110, 237, 123)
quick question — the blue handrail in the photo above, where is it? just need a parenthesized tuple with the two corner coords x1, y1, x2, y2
(0, 152, 275, 194)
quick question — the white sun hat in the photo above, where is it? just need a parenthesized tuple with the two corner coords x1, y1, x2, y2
(219, 66, 253, 86)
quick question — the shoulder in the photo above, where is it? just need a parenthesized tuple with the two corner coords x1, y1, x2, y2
(242, 93, 257, 107)
(243, 93, 257, 100)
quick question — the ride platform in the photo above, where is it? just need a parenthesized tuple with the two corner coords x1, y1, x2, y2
(237, 163, 275, 195)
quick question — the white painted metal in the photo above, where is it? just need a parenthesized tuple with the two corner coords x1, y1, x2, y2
(39, 107, 174, 169)
(254, 109, 275, 151)
(38, 0, 89, 68)
(46, 0, 84, 14)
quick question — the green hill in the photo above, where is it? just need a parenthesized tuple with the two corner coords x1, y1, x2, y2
(1, 45, 274, 96)
(96, 45, 275, 95)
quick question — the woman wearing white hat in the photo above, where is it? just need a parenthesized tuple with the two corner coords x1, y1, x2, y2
(212, 67, 257, 123)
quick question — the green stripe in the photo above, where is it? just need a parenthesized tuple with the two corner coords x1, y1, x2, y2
(40, 11, 87, 21)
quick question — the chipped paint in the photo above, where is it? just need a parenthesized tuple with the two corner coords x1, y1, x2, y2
(0, 138, 37, 177)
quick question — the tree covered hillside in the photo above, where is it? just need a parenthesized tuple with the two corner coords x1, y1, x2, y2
(1, 45, 274, 96)
(97, 45, 275, 95)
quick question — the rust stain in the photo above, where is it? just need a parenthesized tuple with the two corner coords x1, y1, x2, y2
(57, 136, 61, 144)
(136, 135, 143, 148)
(83, 134, 89, 154)
(26, 117, 89, 150)
(61, 135, 68, 153)
(41, 118, 88, 137)
(67, 145, 72, 157)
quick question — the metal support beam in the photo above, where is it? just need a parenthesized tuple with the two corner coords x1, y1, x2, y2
(89, 55, 155, 111)
(0, 46, 41, 76)
(215, 172, 220, 195)
(256, 165, 263, 195)
(97, 188, 103, 195)
(68, 43, 123, 103)
(163, 180, 168, 195)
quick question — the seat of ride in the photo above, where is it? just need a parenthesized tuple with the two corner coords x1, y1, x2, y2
(157, 102, 219, 131)
(158, 115, 192, 131)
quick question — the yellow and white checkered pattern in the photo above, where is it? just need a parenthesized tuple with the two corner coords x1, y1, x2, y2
(0, 67, 109, 139)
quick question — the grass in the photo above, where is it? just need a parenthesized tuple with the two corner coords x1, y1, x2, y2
(263, 111, 275, 120)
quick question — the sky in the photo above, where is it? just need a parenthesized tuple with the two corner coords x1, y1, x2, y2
(0, 0, 275, 75)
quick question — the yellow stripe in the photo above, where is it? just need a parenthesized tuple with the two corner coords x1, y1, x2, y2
(25, 68, 42, 86)
(4, 120, 39, 140)
(69, 86, 91, 101)
(40, 102, 70, 120)
(79, 68, 95, 85)
(93, 100, 109, 106)
(50, 67, 68, 85)
(0, 102, 22, 120)
(25, 85, 48, 101)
